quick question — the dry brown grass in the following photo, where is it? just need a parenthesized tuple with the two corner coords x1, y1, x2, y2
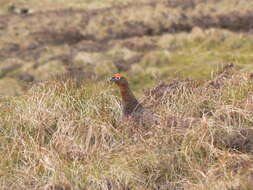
(0, 66, 253, 190)
(0, 1, 253, 188)
(1, 0, 253, 95)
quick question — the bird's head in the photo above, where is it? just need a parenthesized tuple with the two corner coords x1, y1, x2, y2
(110, 73, 128, 87)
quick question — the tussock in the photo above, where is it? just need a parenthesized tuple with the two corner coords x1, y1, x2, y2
(1, 69, 253, 189)
(205, 63, 236, 89)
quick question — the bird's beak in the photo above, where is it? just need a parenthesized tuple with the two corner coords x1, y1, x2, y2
(110, 77, 116, 82)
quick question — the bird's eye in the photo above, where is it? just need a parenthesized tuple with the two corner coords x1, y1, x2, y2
(115, 77, 120, 80)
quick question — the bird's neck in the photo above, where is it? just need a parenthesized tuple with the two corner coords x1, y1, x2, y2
(118, 84, 140, 115)
(119, 84, 138, 104)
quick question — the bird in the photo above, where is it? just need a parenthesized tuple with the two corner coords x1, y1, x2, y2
(110, 73, 157, 126)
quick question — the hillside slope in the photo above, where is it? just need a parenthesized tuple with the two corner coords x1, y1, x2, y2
(0, 0, 253, 95)
(1, 65, 253, 189)
(0, 1, 253, 189)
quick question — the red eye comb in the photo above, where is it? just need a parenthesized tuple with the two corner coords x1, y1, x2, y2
(113, 73, 123, 78)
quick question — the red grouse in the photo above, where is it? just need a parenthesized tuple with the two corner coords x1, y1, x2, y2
(110, 74, 157, 126)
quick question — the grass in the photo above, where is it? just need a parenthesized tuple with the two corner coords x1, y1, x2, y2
(1, 1, 253, 94)
(0, 0, 142, 14)
(0, 0, 253, 189)
(1, 27, 253, 95)
(0, 69, 253, 189)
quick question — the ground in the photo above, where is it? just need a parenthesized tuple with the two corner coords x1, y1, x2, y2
(0, 0, 253, 190)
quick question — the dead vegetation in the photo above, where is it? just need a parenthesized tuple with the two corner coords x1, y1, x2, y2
(1, 0, 253, 59)
(205, 63, 236, 89)
(1, 64, 253, 189)
(0, 1, 253, 188)
(0, 1, 253, 95)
